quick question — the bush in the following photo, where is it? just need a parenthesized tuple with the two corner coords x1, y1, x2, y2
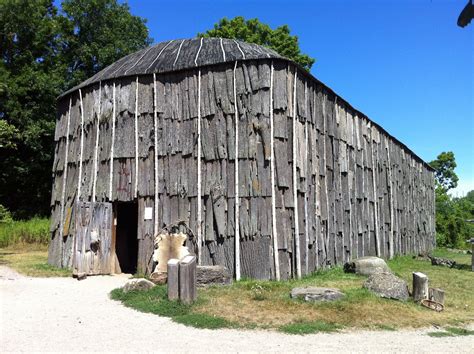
(0, 204, 13, 223)
(0, 217, 50, 248)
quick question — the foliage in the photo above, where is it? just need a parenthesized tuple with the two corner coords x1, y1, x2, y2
(0, 0, 151, 218)
(111, 249, 473, 331)
(430, 151, 459, 192)
(0, 204, 13, 223)
(429, 152, 472, 248)
(0, 217, 50, 248)
(199, 16, 315, 71)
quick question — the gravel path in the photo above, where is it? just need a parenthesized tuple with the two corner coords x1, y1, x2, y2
(1, 265, 472, 353)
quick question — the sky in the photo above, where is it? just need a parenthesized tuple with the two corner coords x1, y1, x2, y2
(124, 0, 473, 195)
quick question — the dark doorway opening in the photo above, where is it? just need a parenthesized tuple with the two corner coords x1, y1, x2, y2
(114, 201, 138, 274)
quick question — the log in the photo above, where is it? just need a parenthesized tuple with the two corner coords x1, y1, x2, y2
(179, 255, 197, 304)
(167, 258, 179, 301)
(412, 271, 429, 302)
(428, 287, 445, 305)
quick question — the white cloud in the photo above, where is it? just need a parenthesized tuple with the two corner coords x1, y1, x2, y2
(449, 178, 474, 198)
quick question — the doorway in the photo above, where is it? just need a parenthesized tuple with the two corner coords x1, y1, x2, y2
(114, 202, 138, 274)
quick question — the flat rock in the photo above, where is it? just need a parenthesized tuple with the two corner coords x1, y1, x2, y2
(363, 272, 409, 301)
(290, 287, 345, 302)
(344, 257, 391, 276)
(122, 278, 155, 293)
(429, 256, 456, 268)
(197, 265, 232, 287)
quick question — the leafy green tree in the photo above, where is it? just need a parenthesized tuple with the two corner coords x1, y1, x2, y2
(60, 0, 152, 86)
(199, 16, 315, 71)
(0, 0, 151, 219)
(429, 151, 459, 192)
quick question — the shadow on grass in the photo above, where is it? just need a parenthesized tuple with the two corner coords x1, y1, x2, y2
(428, 327, 474, 337)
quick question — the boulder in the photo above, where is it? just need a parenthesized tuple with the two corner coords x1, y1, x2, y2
(363, 272, 409, 301)
(429, 256, 456, 268)
(197, 265, 232, 287)
(344, 257, 391, 276)
(290, 287, 345, 302)
(122, 278, 155, 293)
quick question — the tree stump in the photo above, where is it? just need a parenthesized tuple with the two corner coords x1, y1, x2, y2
(179, 255, 197, 304)
(429, 288, 445, 305)
(167, 259, 180, 301)
(412, 272, 429, 302)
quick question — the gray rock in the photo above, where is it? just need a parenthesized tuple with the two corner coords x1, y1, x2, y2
(290, 287, 345, 302)
(363, 272, 409, 301)
(122, 278, 155, 293)
(429, 256, 456, 268)
(344, 257, 391, 276)
(197, 265, 232, 287)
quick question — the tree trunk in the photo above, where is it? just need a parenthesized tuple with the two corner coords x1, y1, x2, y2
(412, 272, 429, 302)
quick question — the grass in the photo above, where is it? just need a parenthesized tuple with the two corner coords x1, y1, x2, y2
(427, 326, 474, 337)
(110, 249, 474, 333)
(0, 246, 70, 277)
(0, 217, 50, 248)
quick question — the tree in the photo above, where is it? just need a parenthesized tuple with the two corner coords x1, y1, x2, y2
(199, 16, 315, 71)
(429, 151, 459, 192)
(0, 0, 151, 219)
(60, 0, 152, 86)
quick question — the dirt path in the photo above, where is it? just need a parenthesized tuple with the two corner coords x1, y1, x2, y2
(1, 266, 472, 353)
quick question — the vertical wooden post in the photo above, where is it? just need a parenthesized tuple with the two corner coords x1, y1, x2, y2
(109, 82, 116, 201)
(304, 82, 309, 275)
(386, 138, 394, 259)
(179, 255, 197, 304)
(197, 69, 202, 265)
(292, 67, 301, 279)
(370, 123, 380, 257)
(77, 89, 85, 202)
(269, 62, 280, 281)
(134, 76, 139, 199)
(153, 73, 159, 236)
(167, 258, 179, 301)
(92, 82, 101, 203)
(59, 98, 72, 240)
(413, 272, 429, 302)
(233, 61, 241, 280)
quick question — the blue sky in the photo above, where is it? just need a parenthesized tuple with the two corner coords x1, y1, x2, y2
(125, 0, 473, 195)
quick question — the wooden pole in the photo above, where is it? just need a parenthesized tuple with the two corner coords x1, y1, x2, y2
(370, 123, 380, 257)
(197, 69, 202, 265)
(109, 82, 116, 201)
(304, 82, 309, 275)
(292, 67, 301, 279)
(153, 73, 159, 236)
(386, 138, 395, 259)
(269, 62, 280, 281)
(167, 258, 179, 301)
(77, 89, 85, 202)
(134, 76, 139, 199)
(92, 82, 101, 203)
(233, 61, 241, 280)
(59, 98, 72, 240)
(413, 272, 429, 302)
(179, 255, 197, 304)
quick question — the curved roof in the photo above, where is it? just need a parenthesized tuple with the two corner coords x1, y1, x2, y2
(61, 38, 283, 97)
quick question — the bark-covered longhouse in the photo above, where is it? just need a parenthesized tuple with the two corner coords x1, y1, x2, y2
(48, 38, 435, 280)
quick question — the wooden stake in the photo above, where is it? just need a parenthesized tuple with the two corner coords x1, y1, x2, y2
(292, 67, 301, 279)
(233, 61, 241, 280)
(77, 89, 85, 202)
(92, 82, 101, 203)
(269, 62, 280, 281)
(59, 98, 72, 239)
(134, 76, 139, 199)
(153, 73, 159, 236)
(167, 258, 179, 301)
(304, 82, 309, 275)
(109, 82, 116, 201)
(370, 123, 380, 257)
(386, 138, 395, 259)
(197, 69, 202, 265)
